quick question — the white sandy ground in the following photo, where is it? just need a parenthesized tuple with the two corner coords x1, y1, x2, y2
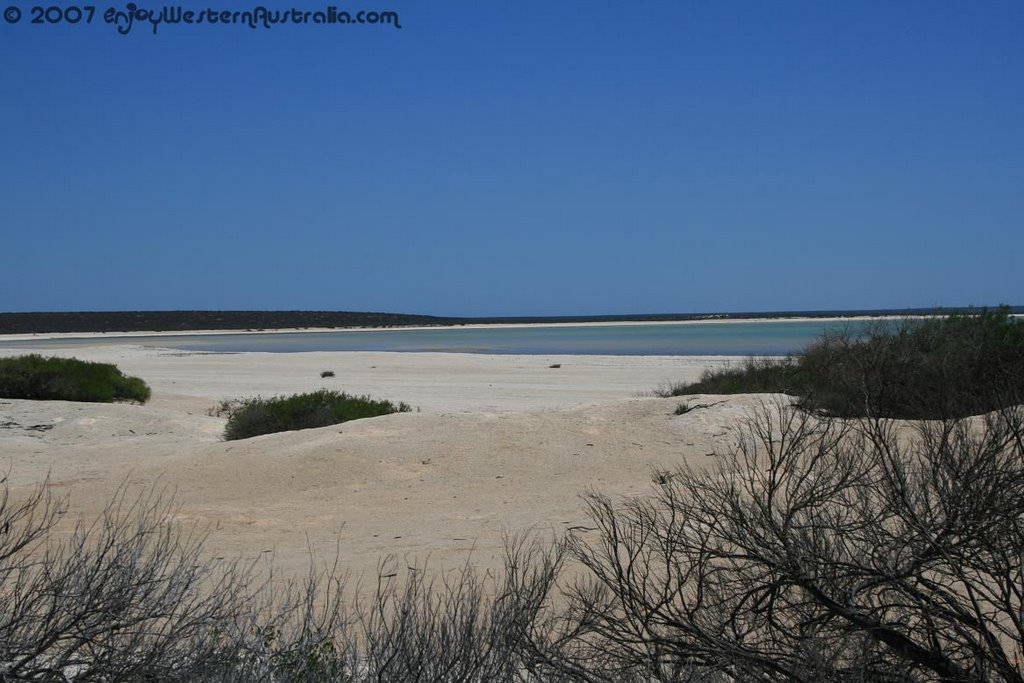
(0, 344, 770, 580)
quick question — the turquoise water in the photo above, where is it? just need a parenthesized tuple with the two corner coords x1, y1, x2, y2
(2, 320, 873, 356)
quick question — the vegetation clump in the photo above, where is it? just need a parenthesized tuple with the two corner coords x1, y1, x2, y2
(561, 401, 1024, 681)
(659, 356, 804, 397)
(660, 308, 1024, 419)
(0, 474, 563, 681)
(223, 389, 411, 440)
(0, 354, 150, 403)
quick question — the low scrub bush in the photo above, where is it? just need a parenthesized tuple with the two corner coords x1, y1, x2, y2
(0, 354, 150, 403)
(223, 389, 412, 440)
(657, 356, 804, 398)
(0, 477, 562, 681)
(799, 309, 1024, 418)
(559, 401, 1024, 680)
(660, 308, 1024, 419)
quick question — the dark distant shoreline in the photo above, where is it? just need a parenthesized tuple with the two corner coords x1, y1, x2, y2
(1, 307, 1019, 336)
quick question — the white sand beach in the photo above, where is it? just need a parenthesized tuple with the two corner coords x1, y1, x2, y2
(0, 343, 766, 579)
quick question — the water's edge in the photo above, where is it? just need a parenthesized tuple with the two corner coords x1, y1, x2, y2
(0, 320, 875, 357)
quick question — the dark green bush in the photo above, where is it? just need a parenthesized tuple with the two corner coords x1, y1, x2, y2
(800, 309, 1024, 418)
(662, 308, 1024, 419)
(0, 354, 151, 403)
(223, 389, 411, 440)
(658, 356, 806, 397)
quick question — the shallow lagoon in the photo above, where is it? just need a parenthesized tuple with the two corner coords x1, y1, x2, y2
(1, 320, 873, 356)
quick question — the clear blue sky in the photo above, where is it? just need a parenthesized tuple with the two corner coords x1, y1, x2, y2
(2, 1, 1021, 316)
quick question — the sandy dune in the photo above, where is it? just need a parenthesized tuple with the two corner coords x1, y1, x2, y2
(0, 345, 762, 579)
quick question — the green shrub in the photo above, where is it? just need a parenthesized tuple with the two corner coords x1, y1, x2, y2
(658, 356, 805, 397)
(661, 308, 1024, 419)
(799, 309, 1024, 418)
(0, 354, 151, 403)
(223, 389, 411, 440)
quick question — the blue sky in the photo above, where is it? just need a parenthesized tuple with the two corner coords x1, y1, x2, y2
(2, 1, 1021, 316)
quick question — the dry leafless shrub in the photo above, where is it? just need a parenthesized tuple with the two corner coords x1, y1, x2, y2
(0, 480, 567, 682)
(0, 479, 260, 680)
(560, 400, 1024, 681)
(355, 534, 564, 681)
